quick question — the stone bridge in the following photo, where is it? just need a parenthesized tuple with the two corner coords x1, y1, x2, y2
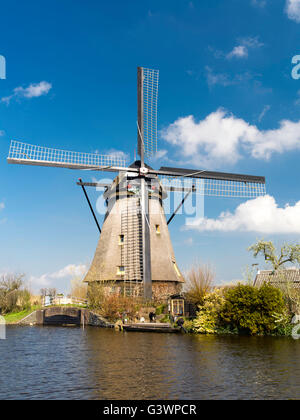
(19, 307, 110, 327)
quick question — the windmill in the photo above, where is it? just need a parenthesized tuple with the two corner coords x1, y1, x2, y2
(7, 67, 266, 300)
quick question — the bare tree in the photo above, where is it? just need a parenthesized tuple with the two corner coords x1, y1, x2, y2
(0, 273, 28, 314)
(48, 288, 57, 298)
(184, 263, 215, 306)
(71, 276, 87, 300)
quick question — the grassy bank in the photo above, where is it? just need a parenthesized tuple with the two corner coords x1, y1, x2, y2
(3, 306, 41, 324)
(3, 304, 87, 324)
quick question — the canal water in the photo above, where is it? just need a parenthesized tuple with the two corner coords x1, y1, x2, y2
(0, 326, 299, 399)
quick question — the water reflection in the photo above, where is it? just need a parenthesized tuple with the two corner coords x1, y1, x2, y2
(0, 326, 299, 399)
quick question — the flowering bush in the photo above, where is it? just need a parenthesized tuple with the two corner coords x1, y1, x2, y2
(193, 289, 225, 334)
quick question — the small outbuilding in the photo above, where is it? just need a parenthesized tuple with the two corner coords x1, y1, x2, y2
(168, 294, 197, 319)
(254, 268, 300, 289)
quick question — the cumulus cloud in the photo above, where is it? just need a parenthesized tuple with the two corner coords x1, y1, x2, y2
(161, 108, 300, 167)
(285, 0, 300, 22)
(186, 195, 300, 234)
(2, 81, 52, 104)
(29, 263, 87, 291)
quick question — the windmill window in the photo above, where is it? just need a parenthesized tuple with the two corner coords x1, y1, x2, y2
(117, 266, 125, 275)
(155, 225, 160, 234)
(119, 235, 125, 245)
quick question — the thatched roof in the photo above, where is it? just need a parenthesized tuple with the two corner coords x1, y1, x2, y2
(254, 268, 300, 289)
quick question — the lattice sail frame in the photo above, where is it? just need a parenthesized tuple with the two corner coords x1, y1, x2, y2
(138, 67, 159, 158)
(159, 175, 266, 198)
(8, 140, 127, 169)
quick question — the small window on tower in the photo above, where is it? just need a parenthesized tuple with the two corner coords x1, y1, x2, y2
(155, 225, 160, 234)
(119, 235, 125, 245)
(117, 266, 125, 275)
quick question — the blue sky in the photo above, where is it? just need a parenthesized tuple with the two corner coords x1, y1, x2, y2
(1, 0, 300, 293)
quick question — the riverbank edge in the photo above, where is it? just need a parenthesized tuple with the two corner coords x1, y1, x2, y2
(5, 308, 113, 328)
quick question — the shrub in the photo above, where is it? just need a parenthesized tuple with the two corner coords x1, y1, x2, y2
(155, 304, 167, 315)
(160, 314, 171, 323)
(100, 295, 142, 322)
(272, 310, 293, 336)
(193, 289, 225, 334)
(183, 319, 194, 332)
(87, 282, 142, 322)
(185, 263, 215, 306)
(220, 283, 285, 335)
(87, 282, 106, 310)
(18, 289, 32, 311)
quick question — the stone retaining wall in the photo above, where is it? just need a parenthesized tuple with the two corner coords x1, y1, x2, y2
(19, 307, 111, 327)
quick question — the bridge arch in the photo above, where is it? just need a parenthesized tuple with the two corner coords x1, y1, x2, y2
(43, 307, 82, 325)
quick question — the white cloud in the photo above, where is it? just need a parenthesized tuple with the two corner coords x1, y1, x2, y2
(50, 264, 87, 279)
(29, 263, 87, 292)
(227, 45, 248, 59)
(161, 108, 300, 167)
(285, 0, 300, 22)
(2, 81, 52, 104)
(149, 149, 168, 163)
(187, 195, 300, 234)
(226, 36, 263, 60)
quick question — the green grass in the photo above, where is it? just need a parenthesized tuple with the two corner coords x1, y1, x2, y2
(3, 304, 87, 324)
(3, 306, 41, 324)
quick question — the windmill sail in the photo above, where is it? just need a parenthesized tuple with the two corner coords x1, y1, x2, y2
(157, 166, 266, 198)
(7, 140, 127, 170)
(137, 67, 159, 159)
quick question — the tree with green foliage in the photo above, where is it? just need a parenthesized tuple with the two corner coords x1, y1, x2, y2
(248, 240, 300, 272)
(220, 283, 285, 335)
